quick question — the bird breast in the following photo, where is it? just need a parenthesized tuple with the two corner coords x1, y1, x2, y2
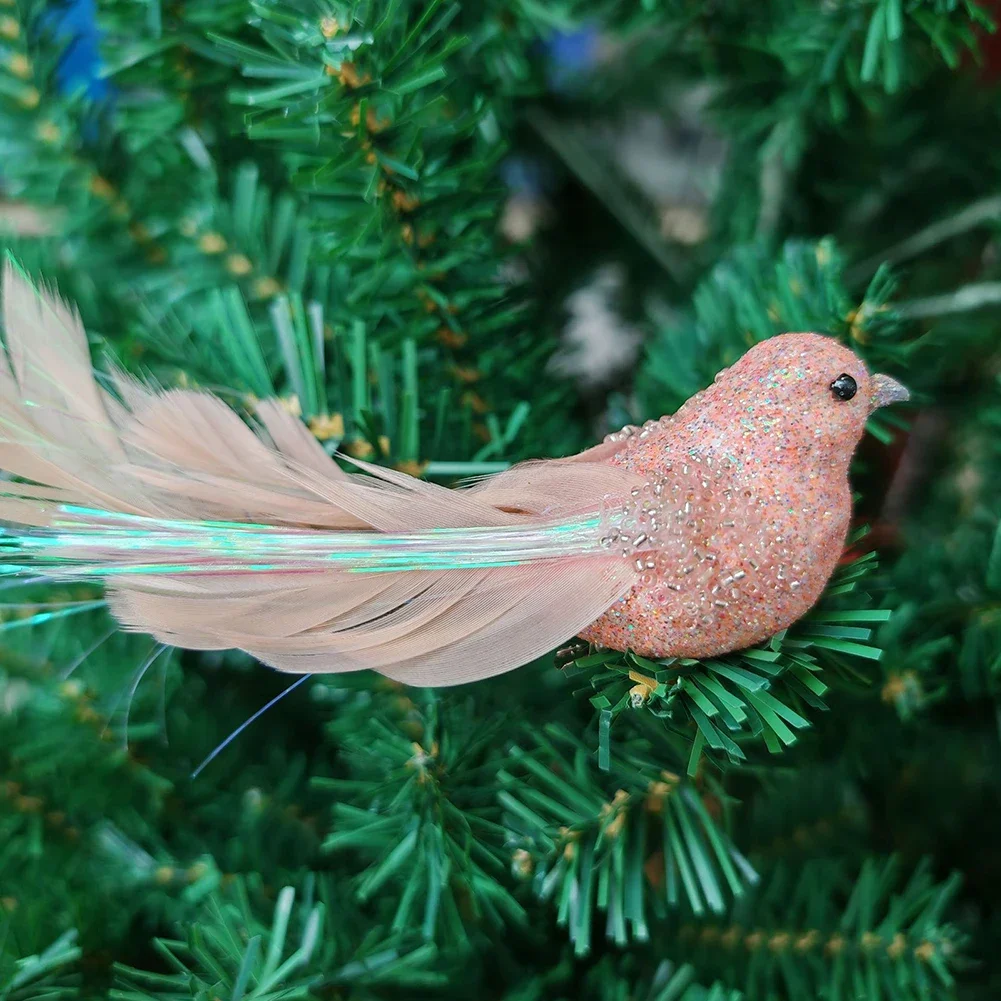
(579, 426, 852, 658)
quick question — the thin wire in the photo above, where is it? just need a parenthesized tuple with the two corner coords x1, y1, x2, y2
(120, 644, 170, 751)
(190, 673, 312, 780)
(101, 642, 168, 748)
(58, 623, 117, 680)
(156, 648, 171, 746)
(0, 599, 106, 631)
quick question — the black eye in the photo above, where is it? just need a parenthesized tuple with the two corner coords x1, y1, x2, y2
(830, 374, 857, 401)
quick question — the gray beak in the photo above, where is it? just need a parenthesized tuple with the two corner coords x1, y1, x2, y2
(871, 373, 910, 410)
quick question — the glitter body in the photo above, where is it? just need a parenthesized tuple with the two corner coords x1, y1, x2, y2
(579, 333, 877, 658)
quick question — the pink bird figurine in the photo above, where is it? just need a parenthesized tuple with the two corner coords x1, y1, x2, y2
(0, 262, 908, 686)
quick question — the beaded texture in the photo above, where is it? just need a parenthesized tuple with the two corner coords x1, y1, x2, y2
(580, 333, 877, 658)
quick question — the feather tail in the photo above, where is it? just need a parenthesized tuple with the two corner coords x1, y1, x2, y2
(0, 261, 643, 685)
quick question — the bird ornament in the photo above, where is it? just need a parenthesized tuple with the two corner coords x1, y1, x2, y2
(0, 262, 908, 686)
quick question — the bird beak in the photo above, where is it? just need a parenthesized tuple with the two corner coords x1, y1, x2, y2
(870, 373, 910, 410)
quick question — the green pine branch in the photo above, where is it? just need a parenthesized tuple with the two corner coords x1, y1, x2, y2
(563, 547, 888, 770)
(499, 722, 756, 956)
(677, 856, 964, 1001)
(740, 763, 868, 864)
(313, 691, 526, 946)
(0, 928, 81, 1001)
(110, 876, 448, 1000)
(566, 958, 745, 1001)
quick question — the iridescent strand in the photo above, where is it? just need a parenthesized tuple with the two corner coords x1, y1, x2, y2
(0, 505, 620, 579)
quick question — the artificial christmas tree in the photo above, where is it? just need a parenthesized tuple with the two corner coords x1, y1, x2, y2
(2, 1, 1001, 999)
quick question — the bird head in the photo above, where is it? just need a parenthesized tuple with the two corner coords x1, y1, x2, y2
(689, 332, 909, 469)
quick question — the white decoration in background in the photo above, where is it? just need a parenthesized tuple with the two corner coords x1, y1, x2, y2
(548, 264, 642, 389)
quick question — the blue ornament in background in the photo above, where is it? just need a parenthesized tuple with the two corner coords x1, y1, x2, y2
(49, 0, 108, 99)
(544, 23, 603, 92)
(500, 157, 550, 200)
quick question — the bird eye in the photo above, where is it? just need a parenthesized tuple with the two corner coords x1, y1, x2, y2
(830, 374, 857, 401)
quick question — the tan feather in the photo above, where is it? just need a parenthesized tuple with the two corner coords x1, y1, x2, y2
(253, 399, 348, 477)
(0, 263, 642, 686)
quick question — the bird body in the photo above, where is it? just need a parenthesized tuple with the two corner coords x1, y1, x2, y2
(580, 334, 888, 657)
(0, 263, 907, 685)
